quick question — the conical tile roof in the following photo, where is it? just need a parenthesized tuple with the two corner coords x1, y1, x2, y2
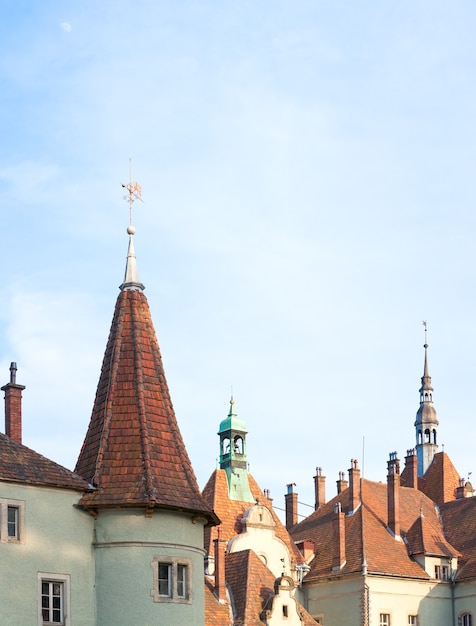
(75, 230, 217, 523)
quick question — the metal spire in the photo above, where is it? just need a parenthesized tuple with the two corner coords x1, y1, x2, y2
(120, 159, 145, 291)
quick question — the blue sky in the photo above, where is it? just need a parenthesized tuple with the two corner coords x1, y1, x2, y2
(2, 1, 476, 519)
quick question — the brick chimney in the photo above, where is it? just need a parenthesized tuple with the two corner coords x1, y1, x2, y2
(1, 363, 26, 444)
(332, 502, 346, 570)
(404, 448, 418, 489)
(295, 539, 315, 563)
(387, 452, 401, 538)
(336, 471, 348, 495)
(285, 483, 298, 529)
(213, 527, 227, 602)
(314, 467, 326, 510)
(348, 459, 361, 513)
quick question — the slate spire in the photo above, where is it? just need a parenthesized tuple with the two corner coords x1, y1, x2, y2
(75, 204, 216, 522)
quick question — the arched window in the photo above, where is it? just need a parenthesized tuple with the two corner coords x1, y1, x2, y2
(424, 428, 431, 443)
(233, 436, 243, 454)
(461, 613, 472, 626)
(222, 438, 230, 455)
(432, 429, 437, 444)
(418, 430, 422, 445)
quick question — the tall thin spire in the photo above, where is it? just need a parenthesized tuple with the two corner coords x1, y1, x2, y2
(120, 162, 145, 291)
(415, 322, 439, 477)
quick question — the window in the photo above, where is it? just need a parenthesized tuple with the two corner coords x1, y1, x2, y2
(151, 557, 192, 604)
(42, 581, 64, 623)
(7, 506, 19, 539)
(408, 616, 418, 626)
(461, 614, 473, 626)
(380, 614, 390, 626)
(0, 498, 25, 543)
(435, 565, 450, 580)
(282, 604, 288, 618)
(158, 563, 171, 596)
(38, 574, 70, 626)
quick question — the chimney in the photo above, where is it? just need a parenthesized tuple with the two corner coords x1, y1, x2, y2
(348, 459, 361, 513)
(285, 483, 298, 529)
(332, 502, 346, 570)
(404, 448, 418, 489)
(387, 452, 401, 538)
(336, 471, 348, 495)
(1, 363, 26, 444)
(295, 539, 315, 563)
(213, 527, 227, 602)
(263, 488, 273, 504)
(456, 478, 466, 499)
(314, 467, 326, 510)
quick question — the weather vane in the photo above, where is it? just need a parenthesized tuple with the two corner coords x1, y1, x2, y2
(122, 157, 143, 228)
(422, 320, 428, 346)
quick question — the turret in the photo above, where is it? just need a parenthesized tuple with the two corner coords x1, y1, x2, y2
(415, 334, 439, 476)
(218, 397, 254, 502)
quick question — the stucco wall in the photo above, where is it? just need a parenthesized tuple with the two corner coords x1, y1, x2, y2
(94, 508, 207, 626)
(0, 482, 95, 625)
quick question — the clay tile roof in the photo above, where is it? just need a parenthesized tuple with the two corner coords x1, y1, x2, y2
(202, 469, 303, 565)
(204, 577, 232, 626)
(219, 551, 317, 626)
(0, 433, 89, 491)
(440, 497, 476, 580)
(419, 452, 460, 505)
(404, 513, 458, 558)
(290, 478, 459, 582)
(75, 288, 217, 522)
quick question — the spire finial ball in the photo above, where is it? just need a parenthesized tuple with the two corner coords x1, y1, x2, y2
(127, 225, 136, 235)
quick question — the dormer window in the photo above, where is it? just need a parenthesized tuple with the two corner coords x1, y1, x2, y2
(435, 564, 449, 580)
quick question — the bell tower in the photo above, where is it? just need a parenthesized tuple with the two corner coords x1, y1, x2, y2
(218, 397, 254, 502)
(415, 325, 439, 476)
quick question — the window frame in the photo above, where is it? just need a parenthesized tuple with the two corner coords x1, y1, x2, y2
(151, 557, 192, 604)
(380, 614, 391, 626)
(408, 616, 418, 626)
(38, 573, 70, 626)
(0, 497, 25, 543)
(461, 613, 473, 626)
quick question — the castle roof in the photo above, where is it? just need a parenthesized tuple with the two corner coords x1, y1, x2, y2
(440, 497, 476, 580)
(75, 227, 217, 522)
(205, 550, 317, 625)
(0, 432, 89, 491)
(417, 451, 461, 505)
(202, 468, 303, 565)
(290, 478, 458, 582)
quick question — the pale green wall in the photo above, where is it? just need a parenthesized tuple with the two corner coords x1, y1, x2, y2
(369, 574, 453, 625)
(305, 576, 363, 626)
(0, 481, 95, 625)
(94, 508, 207, 626)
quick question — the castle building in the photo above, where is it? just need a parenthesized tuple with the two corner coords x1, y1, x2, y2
(202, 398, 317, 625)
(286, 342, 476, 626)
(2, 183, 476, 625)
(0, 206, 217, 624)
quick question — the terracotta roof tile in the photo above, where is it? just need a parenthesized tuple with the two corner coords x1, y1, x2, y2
(419, 452, 460, 505)
(202, 469, 303, 565)
(75, 288, 217, 522)
(204, 577, 232, 626)
(0, 433, 89, 491)
(440, 497, 476, 580)
(290, 479, 458, 581)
